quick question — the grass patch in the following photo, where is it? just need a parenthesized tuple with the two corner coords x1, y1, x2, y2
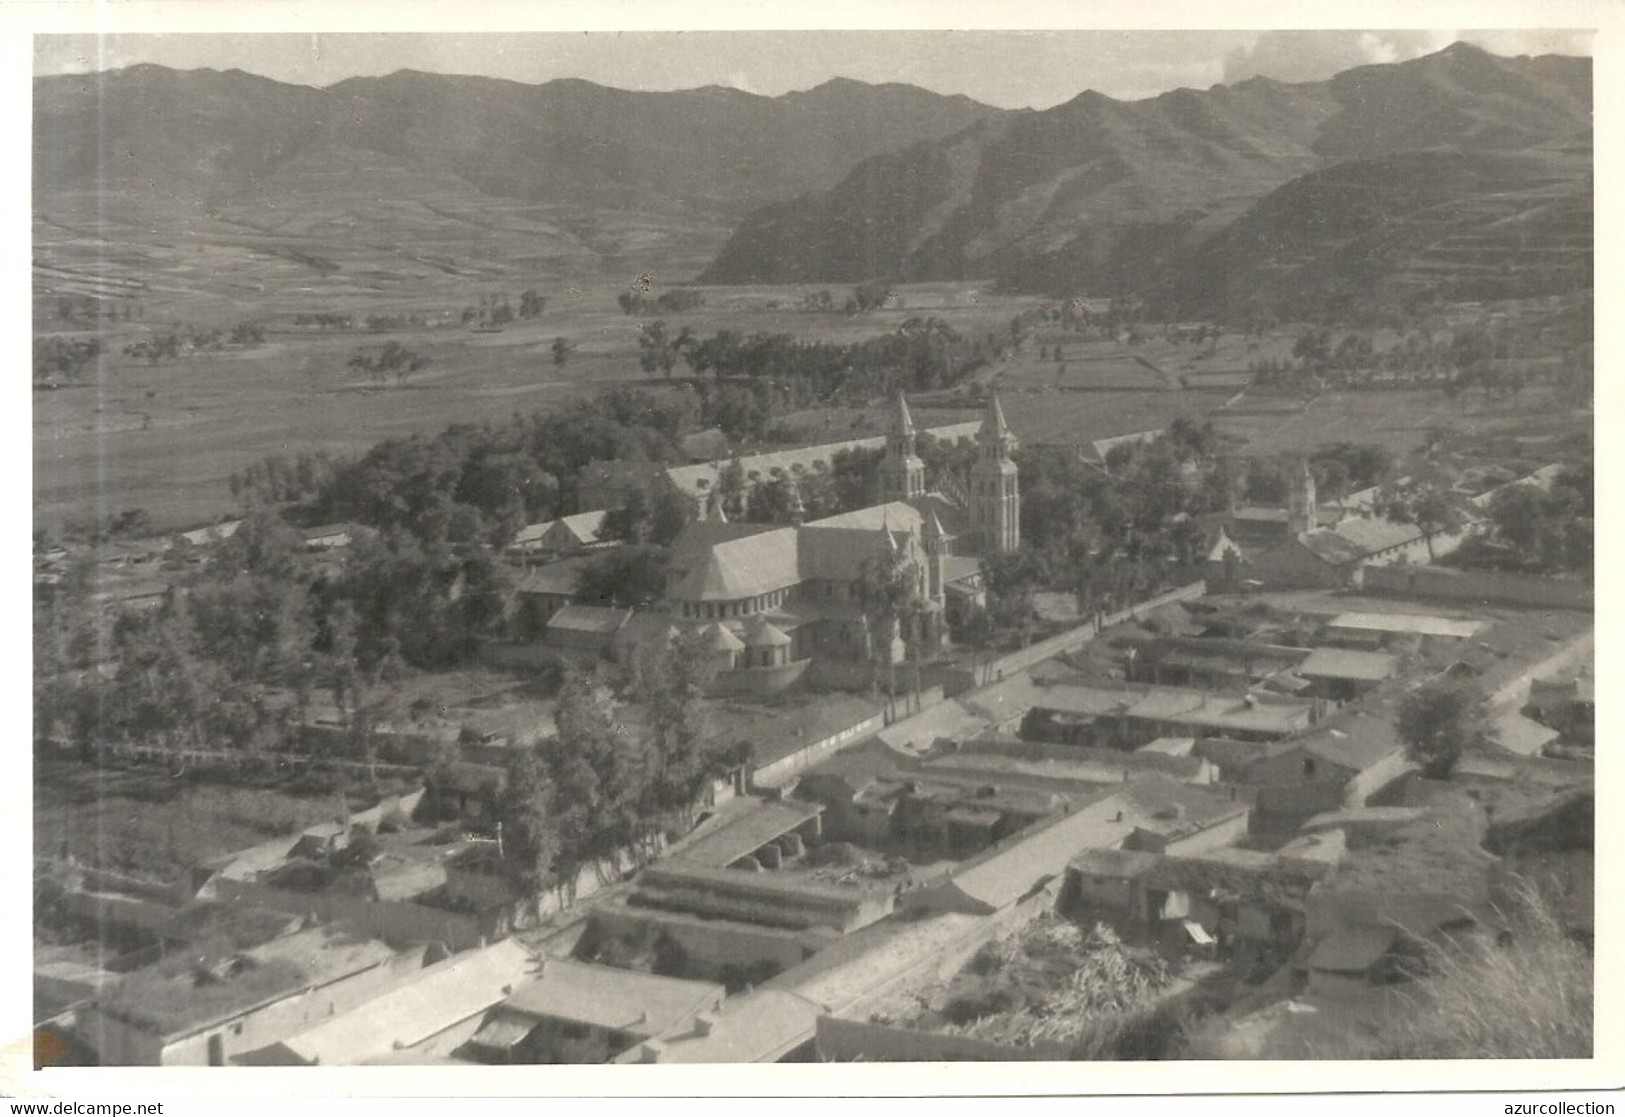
(34, 759, 392, 882)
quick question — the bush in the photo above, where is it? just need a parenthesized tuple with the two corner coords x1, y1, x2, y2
(942, 988, 1021, 1025)
(1372, 878, 1592, 1059)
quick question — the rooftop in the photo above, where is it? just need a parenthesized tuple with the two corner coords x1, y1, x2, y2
(1068, 847, 1162, 880)
(256, 939, 537, 1066)
(672, 800, 824, 869)
(1493, 710, 1561, 757)
(1300, 519, 1426, 566)
(499, 959, 724, 1039)
(96, 925, 396, 1038)
(614, 988, 820, 1064)
(1296, 647, 1399, 683)
(546, 603, 632, 636)
(1029, 681, 1314, 735)
(924, 790, 1135, 913)
(663, 423, 981, 502)
(1327, 611, 1485, 640)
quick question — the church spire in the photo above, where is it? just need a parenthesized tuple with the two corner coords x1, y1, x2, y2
(983, 392, 1010, 440)
(878, 390, 926, 503)
(890, 390, 917, 437)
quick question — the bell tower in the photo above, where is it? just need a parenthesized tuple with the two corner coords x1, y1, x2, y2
(878, 391, 926, 503)
(970, 393, 1020, 554)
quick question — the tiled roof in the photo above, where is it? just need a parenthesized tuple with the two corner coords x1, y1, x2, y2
(798, 525, 899, 582)
(1117, 776, 1250, 835)
(1294, 712, 1405, 773)
(700, 622, 745, 652)
(546, 603, 632, 636)
(737, 615, 787, 648)
(256, 940, 538, 1065)
(1493, 710, 1561, 757)
(1301, 518, 1426, 565)
(930, 792, 1134, 912)
(805, 500, 923, 533)
(501, 959, 724, 1038)
(673, 800, 825, 869)
(1327, 611, 1484, 639)
(1069, 847, 1163, 879)
(1297, 647, 1398, 682)
(667, 525, 800, 602)
(614, 988, 819, 1064)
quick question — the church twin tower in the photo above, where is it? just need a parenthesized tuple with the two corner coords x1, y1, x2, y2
(879, 391, 1020, 555)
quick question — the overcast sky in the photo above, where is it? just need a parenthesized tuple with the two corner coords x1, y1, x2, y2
(33, 28, 1594, 108)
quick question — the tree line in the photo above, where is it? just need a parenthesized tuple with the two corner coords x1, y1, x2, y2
(456, 639, 749, 908)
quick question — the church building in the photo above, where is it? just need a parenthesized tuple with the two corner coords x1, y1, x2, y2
(658, 393, 1021, 694)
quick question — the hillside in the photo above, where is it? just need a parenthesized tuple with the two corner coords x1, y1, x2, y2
(1150, 145, 1593, 319)
(700, 43, 1592, 315)
(33, 66, 1005, 288)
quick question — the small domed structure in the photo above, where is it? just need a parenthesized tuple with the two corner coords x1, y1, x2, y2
(742, 615, 793, 668)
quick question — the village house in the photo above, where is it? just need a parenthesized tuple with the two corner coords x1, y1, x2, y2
(242, 938, 539, 1065)
(1019, 681, 1319, 749)
(1293, 647, 1399, 702)
(1205, 460, 1481, 592)
(671, 800, 825, 871)
(1115, 633, 1309, 692)
(628, 862, 895, 935)
(77, 924, 418, 1065)
(505, 510, 613, 563)
(542, 603, 633, 659)
(1525, 674, 1594, 744)
(1065, 843, 1333, 967)
(468, 959, 726, 1064)
(612, 988, 821, 1064)
(902, 776, 1249, 918)
(1245, 708, 1412, 834)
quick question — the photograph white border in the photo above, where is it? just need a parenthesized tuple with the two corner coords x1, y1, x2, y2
(3, 0, 1616, 1101)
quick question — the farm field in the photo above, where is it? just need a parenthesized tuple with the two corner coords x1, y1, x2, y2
(33, 193, 1588, 532)
(1208, 385, 1589, 457)
(32, 271, 1044, 530)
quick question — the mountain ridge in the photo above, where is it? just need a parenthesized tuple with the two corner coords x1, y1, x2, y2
(698, 41, 1592, 315)
(34, 64, 1007, 218)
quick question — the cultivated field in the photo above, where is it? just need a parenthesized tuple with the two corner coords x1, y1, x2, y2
(33, 196, 1589, 532)
(32, 268, 1044, 529)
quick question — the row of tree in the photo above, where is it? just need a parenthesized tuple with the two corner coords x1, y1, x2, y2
(467, 639, 748, 907)
(120, 323, 264, 365)
(346, 341, 428, 387)
(1447, 462, 1593, 576)
(616, 287, 704, 317)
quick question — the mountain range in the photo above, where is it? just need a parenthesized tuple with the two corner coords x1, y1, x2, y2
(701, 42, 1592, 315)
(34, 44, 1592, 315)
(34, 65, 999, 229)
